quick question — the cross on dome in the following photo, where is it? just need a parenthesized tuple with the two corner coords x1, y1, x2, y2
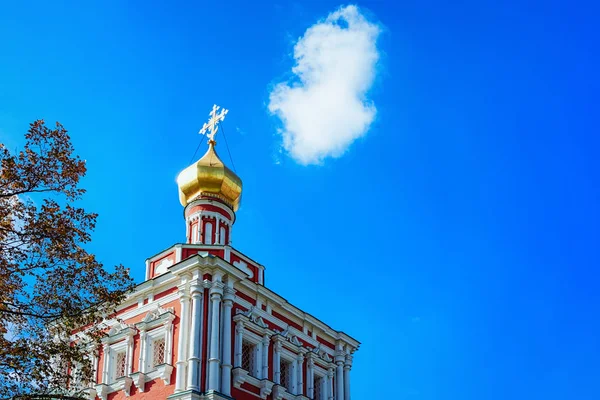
(199, 104, 229, 143)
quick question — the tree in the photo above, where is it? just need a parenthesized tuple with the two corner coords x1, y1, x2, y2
(0, 120, 133, 398)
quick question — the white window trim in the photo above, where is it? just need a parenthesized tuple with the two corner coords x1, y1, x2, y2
(131, 306, 175, 391)
(280, 347, 298, 395)
(96, 323, 136, 399)
(111, 342, 128, 383)
(241, 328, 264, 378)
(312, 365, 328, 400)
(146, 327, 168, 370)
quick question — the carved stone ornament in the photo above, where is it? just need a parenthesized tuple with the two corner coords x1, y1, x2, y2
(118, 376, 133, 396)
(272, 385, 285, 400)
(85, 387, 97, 400)
(95, 384, 109, 400)
(232, 367, 249, 388)
(154, 258, 174, 275)
(290, 335, 302, 346)
(130, 371, 147, 392)
(236, 306, 268, 329)
(156, 363, 174, 385)
(260, 380, 275, 399)
(141, 305, 175, 323)
(108, 322, 133, 336)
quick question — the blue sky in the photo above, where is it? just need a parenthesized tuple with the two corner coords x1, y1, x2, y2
(1, 1, 599, 399)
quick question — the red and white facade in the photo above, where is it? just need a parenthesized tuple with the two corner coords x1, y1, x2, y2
(83, 191, 359, 400)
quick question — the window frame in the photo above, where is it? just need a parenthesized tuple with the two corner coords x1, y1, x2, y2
(312, 366, 328, 400)
(240, 328, 263, 378)
(279, 348, 297, 394)
(146, 327, 167, 371)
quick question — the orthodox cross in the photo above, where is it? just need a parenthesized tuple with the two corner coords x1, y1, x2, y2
(199, 104, 229, 142)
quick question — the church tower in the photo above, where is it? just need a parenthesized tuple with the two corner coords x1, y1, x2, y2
(86, 105, 359, 400)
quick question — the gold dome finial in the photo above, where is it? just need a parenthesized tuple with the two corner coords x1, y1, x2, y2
(176, 105, 242, 210)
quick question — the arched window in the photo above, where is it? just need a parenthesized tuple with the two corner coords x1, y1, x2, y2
(220, 226, 226, 245)
(204, 221, 213, 245)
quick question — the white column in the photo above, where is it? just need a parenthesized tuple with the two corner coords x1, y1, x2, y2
(262, 334, 271, 380)
(221, 286, 235, 396)
(344, 358, 352, 400)
(187, 282, 203, 391)
(297, 352, 305, 396)
(175, 282, 191, 392)
(335, 360, 344, 400)
(164, 319, 174, 365)
(335, 345, 345, 400)
(307, 356, 315, 398)
(208, 280, 224, 391)
(326, 368, 334, 400)
(138, 329, 147, 373)
(126, 335, 134, 375)
(215, 218, 220, 245)
(234, 319, 244, 368)
(273, 339, 282, 384)
(102, 344, 109, 383)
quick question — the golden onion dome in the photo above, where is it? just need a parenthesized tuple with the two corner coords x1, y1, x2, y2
(176, 141, 242, 211)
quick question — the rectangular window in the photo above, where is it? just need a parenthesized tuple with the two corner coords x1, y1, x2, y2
(280, 359, 291, 389)
(241, 341, 255, 375)
(152, 338, 166, 367)
(115, 351, 126, 379)
(314, 375, 323, 400)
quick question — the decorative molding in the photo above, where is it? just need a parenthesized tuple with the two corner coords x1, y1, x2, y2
(102, 322, 136, 345)
(272, 384, 286, 400)
(185, 197, 235, 221)
(130, 371, 146, 392)
(117, 376, 133, 396)
(84, 387, 97, 400)
(233, 259, 254, 279)
(260, 380, 275, 399)
(138, 305, 175, 328)
(156, 363, 174, 385)
(95, 384, 109, 400)
(154, 258, 174, 276)
(236, 306, 269, 329)
(232, 367, 249, 388)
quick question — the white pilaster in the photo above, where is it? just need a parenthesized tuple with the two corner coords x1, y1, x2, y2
(273, 338, 283, 384)
(165, 318, 174, 365)
(262, 334, 271, 380)
(101, 344, 109, 383)
(326, 367, 334, 400)
(138, 329, 147, 373)
(296, 352, 305, 396)
(307, 356, 315, 398)
(126, 335, 134, 375)
(208, 279, 224, 391)
(187, 281, 203, 391)
(175, 280, 191, 392)
(234, 319, 245, 368)
(221, 286, 235, 396)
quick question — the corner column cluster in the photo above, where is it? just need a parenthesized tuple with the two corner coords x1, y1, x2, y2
(173, 271, 236, 396)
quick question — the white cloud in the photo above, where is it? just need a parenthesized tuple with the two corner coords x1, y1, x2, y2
(268, 5, 381, 165)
